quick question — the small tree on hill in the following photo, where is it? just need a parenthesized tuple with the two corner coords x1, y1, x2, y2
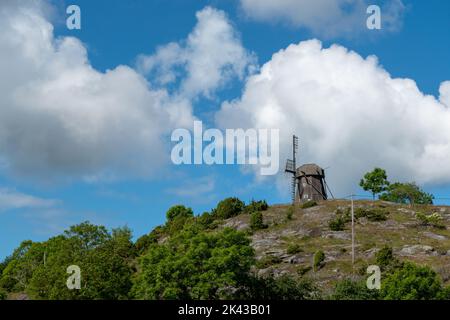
(360, 168, 390, 200)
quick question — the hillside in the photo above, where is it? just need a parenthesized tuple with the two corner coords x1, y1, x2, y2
(219, 200, 450, 294)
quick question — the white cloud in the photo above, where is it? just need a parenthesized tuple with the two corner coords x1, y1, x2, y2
(137, 6, 256, 99)
(215, 39, 450, 196)
(0, 2, 253, 181)
(239, 0, 405, 38)
(0, 188, 59, 211)
(440, 81, 450, 108)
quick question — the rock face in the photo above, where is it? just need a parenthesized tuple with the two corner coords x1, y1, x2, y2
(422, 232, 447, 241)
(399, 245, 435, 256)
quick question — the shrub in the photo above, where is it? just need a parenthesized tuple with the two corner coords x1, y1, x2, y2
(245, 200, 269, 213)
(354, 208, 389, 222)
(244, 275, 321, 300)
(166, 205, 194, 222)
(332, 279, 379, 300)
(286, 206, 294, 220)
(197, 211, 215, 229)
(301, 201, 317, 209)
(287, 243, 302, 255)
(375, 246, 397, 270)
(0, 287, 6, 300)
(416, 212, 445, 229)
(313, 250, 325, 271)
(328, 216, 346, 231)
(381, 262, 445, 300)
(213, 197, 245, 219)
(256, 255, 282, 268)
(250, 211, 267, 230)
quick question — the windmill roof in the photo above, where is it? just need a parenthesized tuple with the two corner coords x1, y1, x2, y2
(296, 163, 324, 176)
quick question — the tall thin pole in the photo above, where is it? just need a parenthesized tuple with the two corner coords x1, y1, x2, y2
(351, 194, 355, 268)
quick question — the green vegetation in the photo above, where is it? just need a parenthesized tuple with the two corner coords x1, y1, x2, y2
(360, 168, 390, 200)
(244, 199, 269, 214)
(212, 197, 245, 219)
(380, 182, 434, 205)
(354, 207, 389, 222)
(286, 206, 294, 220)
(313, 250, 325, 271)
(332, 279, 379, 300)
(381, 262, 447, 300)
(328, 216, 346, 231)
(2, 196, 450, 301)
(301, 201, 318, 209)
(416, 212, 445, 229)
(250, 211, 267, 230)
(286, 243, 302, 255)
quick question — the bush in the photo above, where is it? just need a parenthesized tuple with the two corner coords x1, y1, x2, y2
(245, 200, 269, 213)
(332, 279, 379, 300)
(313, 250, 325, 271)
(256, 255, 282, 268)
(166, 205, 194, 222)
(328, 216, 346, 231)
(0, 287, 6, 300)
(197, 211, 215, 229)
(250, 211, 267, 230)
(213, 197, 245, 219)
(375, 246, 395, 269)
(381, 262, 445, 300)
(416, 212, 445, 229)
(301, 201, 317, 209)
(286, 243, 302, 255)
(286, 206, 294, 220)
(243, 274, 321, 300)
(354, 208, 389, 222)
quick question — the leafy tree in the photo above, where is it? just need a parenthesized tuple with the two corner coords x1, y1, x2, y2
(381, 262, 444, 300)
(0, 287, 6, 300)
(132, 227, 254, 299)
(212, 197, 245, 219)
(242, 275, 320, 300)
(332, 279, 379, 300)
(166, 205, 194, 222)
(1, 222, 134, 300)
(360, 168, 390, 200)
(380, 182, 434, 205)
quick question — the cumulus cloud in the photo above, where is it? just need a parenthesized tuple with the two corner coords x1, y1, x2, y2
(440, 81, 450, 108)
(0, 2, 252, 181)
(0, 188, 59, 211)
(216, 39, 450, 195)
(137, 6, 256, 99)
(239, 0, 405, 38)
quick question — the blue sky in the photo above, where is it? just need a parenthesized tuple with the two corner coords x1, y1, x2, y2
(0, 0, 449, 259)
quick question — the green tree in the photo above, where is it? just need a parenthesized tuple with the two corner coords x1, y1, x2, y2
(1, 222, 135, 300)
(380, 182, 434, 205)
(360, 168, 390, 200)
(332, 279, 379, 300)
(381, 262, 444, 300)
(132, 227, 254, 299)
(166, 205, 194, 222)
(212, 197, 245, 219)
